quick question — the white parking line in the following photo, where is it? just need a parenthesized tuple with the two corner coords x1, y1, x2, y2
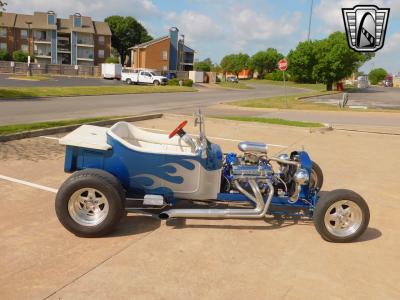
(40, 128, 288, 148)
(0, 174, 58, 194)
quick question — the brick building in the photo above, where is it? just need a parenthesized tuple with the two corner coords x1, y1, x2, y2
(129, 27, 195, 71)
(0, 11, 111, 66)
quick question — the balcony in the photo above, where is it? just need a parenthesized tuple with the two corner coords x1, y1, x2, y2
(34, 51, 51, 58)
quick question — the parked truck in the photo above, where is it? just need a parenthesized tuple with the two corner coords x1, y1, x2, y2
(121, 69, 168, 86)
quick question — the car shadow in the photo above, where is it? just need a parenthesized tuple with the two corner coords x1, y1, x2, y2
(354, 227, 382, 243)
(108, 215, 161, 237)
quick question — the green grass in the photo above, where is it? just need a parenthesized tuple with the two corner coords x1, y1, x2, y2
(214, 116, 323, 128)
(8, 75, 52, 81)
(0, 116, 125, 135)
(248, 79, 327, 92)
(217, 82, 253, 89)
(0, 85, 196, 99)
(231, 92, 342, 111)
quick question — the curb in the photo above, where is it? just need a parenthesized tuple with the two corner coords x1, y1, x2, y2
(0, 113, 163, 143)
(297, 91, 342, 100)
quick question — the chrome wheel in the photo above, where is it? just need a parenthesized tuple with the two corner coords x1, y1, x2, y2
(310, 169, 318, 188)
(324, 200, 362, 237)
(68, 188, 109, 226)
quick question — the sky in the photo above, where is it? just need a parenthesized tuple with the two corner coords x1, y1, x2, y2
(6, 0, 400, 74)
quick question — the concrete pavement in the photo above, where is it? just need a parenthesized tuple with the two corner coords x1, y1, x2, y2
(0, 115, 399, 299)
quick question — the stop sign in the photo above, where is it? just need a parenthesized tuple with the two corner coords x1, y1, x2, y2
(278, 59, 288, 71)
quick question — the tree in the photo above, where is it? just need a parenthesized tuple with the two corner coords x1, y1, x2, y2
(312, 32, 372, 90)
(287, 41, 316, 83)
(194, 58, 212, 72)
(249, 48, 283, 78)
(0, 1, 6, 13)
(105, 16, 152, 62)
(220, 53, 249, 77)
(368, 68, 387, 85)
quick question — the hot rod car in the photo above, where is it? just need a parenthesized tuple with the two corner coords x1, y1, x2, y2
(55, 111, 370, 242)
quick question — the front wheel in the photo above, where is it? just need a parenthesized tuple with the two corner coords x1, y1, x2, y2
(314, 189, 370, 242)
(310, 161, 323, 190)
(55, 169, 125, 237)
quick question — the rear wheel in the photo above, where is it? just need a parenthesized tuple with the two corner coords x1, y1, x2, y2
(126, 78, 132, 85)
(314, 189, 369, 242)
(55, 169, 125, 237)
(310, 161, 323, 190)
(153, 80, 160, 86)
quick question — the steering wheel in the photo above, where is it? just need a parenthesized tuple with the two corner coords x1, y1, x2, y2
(169, 120, 188, 138)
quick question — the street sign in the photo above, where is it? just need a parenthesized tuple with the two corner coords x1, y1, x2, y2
(278, 59, 288, 71)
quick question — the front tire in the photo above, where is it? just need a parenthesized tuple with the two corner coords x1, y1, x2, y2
(314, 189, 370, 242)
(55, 169, 125, 237)
(310, 161, 323, 190)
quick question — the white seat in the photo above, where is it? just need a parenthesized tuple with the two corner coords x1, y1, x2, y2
(108, 122, 197, 155)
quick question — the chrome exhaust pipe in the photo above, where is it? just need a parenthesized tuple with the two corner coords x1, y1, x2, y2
(159, 179, 274, 220)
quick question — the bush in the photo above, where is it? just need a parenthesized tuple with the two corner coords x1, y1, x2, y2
(168, 78, 180, 86)
(167, 78, 193, 87)
(183, 79, 193, 87)
(368, 68, 387, 85)
(264, 71, 289, 81)
(0, 50, 10, 61)
(12, 50, 29, 62)
(105, 56, 119, 63)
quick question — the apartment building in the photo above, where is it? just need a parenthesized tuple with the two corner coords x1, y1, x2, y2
(0, 11, 111, 66)
(129, 27, 195, 71)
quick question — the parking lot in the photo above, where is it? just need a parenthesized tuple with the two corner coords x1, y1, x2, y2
(1, 115, 399, 299)
(310, 87, 400, 109)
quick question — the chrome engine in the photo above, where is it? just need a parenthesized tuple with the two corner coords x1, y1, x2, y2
(221, 141, 310, 202)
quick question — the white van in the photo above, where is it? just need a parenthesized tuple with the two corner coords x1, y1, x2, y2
(357, 75, 369, 88)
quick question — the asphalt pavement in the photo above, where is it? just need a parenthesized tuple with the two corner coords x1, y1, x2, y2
(0, 83, 307, 125)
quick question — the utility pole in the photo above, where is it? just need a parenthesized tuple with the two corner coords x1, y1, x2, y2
(25, 21, 32, 76)
(307, 0, 314, 41)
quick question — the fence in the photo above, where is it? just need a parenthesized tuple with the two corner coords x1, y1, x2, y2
(0, 61, 101, 77)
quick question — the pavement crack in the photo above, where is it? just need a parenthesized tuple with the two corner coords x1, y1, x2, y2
(41, 229, 158, 300)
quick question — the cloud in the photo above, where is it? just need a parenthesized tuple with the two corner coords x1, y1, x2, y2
(7, 0, 159, 20)
(164, 10, 223, 43)
(314, 0, 387, 33)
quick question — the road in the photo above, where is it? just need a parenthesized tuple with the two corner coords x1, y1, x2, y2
(0, 84, 307, 125)
(0, 83, 399, 127)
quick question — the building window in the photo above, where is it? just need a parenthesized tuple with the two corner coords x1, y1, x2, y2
(47, 14, 55, 25)
(21, 44, 28, 53)
(74, 15, 82, 27)
(98, 35, 104, 45)
(0, 27, 6, 37)
(98, 49, 104, 58)
(21, 29, 28, 39)
(35, 30, 47, 41)
(0, 42, 7, 51)
(162, 50, 168, 61)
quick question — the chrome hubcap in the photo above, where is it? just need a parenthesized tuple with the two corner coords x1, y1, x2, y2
(68, 188, 109, 226)
(324, 200, 362, 237)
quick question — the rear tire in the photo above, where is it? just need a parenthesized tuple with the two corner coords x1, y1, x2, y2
(153, 80, 160, 86)
(126, 78, 132, 85)
(55, 169, 125, 237)
(314, 189, 369, 242)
